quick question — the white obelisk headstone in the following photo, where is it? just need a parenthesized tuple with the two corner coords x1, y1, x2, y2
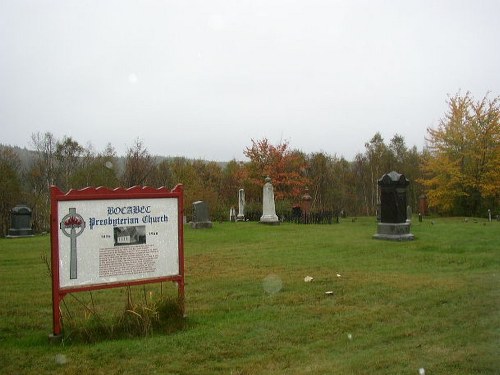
(237, 189, 245, 221)
(260, 177, 279, 225)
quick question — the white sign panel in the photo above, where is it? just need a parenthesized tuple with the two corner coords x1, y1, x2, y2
(57, 198, 179, 289)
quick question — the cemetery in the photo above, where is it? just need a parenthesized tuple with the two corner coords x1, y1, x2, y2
(0, 1, 498, 371)
(0, 95, 498, 374)
(1, 185, 498, 373)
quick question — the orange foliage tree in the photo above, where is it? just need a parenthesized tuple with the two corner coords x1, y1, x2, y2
(243, 138, 309, 203)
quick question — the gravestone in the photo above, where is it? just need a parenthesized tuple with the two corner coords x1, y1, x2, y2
(406, 205, 412, 223)
(373, 171, 414, 241)
(190, 201, 213, 229)
(229, 207, 236, 222)
(237, 189, 245, 221)
(7, 205, 34, 238)
(260, 177, 280, 225)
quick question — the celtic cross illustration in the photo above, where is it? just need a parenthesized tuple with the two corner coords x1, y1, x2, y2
(60, 208, 85, 279)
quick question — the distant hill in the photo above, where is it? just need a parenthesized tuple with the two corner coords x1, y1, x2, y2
(0, 144, 37, 169)
(0, 143, 229, 172)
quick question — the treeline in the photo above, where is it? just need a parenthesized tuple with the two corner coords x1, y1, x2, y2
(0, 92, 498, 235)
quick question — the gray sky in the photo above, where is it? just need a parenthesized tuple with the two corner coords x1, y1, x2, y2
(1, 0, 499, 161)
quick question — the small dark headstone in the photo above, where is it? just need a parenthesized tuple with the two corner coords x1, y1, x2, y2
(7, 205, 34, 238)
(190, 201, 213, 229)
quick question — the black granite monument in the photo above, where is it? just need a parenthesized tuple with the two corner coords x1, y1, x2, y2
(373, 171, 414, 241)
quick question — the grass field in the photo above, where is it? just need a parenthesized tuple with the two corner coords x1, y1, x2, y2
(0, 216, 499, 374)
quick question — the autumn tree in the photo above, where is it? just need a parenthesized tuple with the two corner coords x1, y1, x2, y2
(243, 138, 309, 203)
(420, 92, 500, 215)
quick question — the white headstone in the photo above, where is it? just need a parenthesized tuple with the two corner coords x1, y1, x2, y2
(237, 189, 245, 221)
(260, 177, 279, 225)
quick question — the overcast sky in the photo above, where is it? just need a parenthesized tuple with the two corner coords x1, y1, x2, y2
(1, 0, 499, 161)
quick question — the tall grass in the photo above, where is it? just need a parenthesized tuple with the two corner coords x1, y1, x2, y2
(0, 216, 498, 374)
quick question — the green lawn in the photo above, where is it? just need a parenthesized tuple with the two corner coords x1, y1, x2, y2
(0, 217, 499, 374)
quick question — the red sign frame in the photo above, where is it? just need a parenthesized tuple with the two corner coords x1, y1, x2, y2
(50, 185, 184, 337)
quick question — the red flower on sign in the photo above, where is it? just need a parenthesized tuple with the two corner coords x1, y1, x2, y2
(64, 216, 82, 227)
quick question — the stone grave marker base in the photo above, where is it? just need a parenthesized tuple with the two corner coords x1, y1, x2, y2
(190, 221, 213, 229)
(373, 222, 414, 241)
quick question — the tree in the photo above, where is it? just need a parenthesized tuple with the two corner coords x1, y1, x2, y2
(307, 152, 334, 210)
(30, 132, 57, 187)
(352, 152, 370, 215)
(0, 147, 22, 236)
(387, 134, 423, 210)
(55, 136, 85, 190)
(243, 138, 309, 202)
(306, 153, 353, 213)
(122, 138, 156, 187)
(364, 133, 391, 214)
(219, 159, 247, 208)
(420, 92, 500, 215)
(28, 132, 58, 231)
(388, 134, 407, 171)
(70, 143, 120, 188)
(154, 157, 225, 220)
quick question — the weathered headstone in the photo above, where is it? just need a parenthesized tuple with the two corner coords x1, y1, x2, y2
(406, 205, 412, 223)
(190, 201, 213, 229)
(237, 189, 245, 221)
(488, 209, 492, 222)
(229, 207, 236, 222)
(373, 171, 414, 241)
(7, 205, 34, 238)
(260, 177, 280, 225)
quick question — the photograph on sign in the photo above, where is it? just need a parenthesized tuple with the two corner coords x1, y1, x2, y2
(57, 198, 179, 289)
